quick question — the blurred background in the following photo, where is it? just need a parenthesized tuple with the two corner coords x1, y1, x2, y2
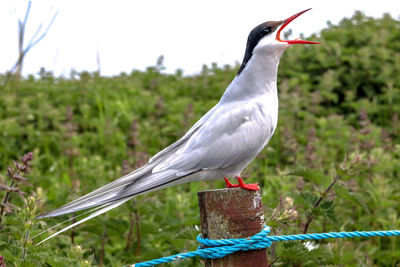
(0, 1, 399, 266)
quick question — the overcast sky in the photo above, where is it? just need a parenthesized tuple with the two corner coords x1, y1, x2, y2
(0, 0, 399, 77)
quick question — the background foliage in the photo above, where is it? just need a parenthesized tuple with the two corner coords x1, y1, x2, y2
(0, 12, 399, 266)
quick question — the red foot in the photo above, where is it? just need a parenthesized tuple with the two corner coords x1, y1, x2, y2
(224, 177, 259, 191)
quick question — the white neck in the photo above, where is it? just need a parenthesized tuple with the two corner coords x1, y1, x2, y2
(220, 34, 290, 103)
(220, 39, 288, 103)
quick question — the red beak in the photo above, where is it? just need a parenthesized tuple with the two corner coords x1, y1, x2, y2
(276, 8, 320, 45)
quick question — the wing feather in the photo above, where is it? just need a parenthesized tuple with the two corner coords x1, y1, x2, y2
(149, 105, 218, 163)
(153, 101, 273, 173)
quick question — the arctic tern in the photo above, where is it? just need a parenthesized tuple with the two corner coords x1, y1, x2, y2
(36, 8, 319, 243)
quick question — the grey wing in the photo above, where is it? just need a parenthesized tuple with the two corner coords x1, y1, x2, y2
(148, 104, 219, 163)
(152, 101, 272, 175)
(37, 105, 219, 218)
(105, 102, 272, 202)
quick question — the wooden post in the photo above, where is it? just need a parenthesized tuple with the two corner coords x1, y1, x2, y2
(198, 188, 268, 267)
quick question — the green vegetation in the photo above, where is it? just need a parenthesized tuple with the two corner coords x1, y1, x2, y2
(1, 11, 399, 266)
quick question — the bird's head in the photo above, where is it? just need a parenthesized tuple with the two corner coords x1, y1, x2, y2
(238, 8, 319, 75)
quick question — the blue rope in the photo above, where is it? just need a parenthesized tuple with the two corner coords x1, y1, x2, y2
(129, 226, 400, 267)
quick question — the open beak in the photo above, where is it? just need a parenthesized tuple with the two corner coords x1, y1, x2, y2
(276, 8, 320, 45)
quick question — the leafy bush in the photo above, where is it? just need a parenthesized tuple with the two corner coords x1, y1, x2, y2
(0, 11, 399, 266)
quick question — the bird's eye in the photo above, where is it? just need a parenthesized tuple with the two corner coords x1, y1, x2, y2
(263, 27, 272, 34)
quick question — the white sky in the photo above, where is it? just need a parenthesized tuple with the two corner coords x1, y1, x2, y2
(0, 0, 399, 77)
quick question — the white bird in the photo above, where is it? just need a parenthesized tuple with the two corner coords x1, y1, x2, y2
(36, 8, 319, 243)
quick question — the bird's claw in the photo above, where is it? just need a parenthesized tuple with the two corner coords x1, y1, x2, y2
(224, 177, 259, 191)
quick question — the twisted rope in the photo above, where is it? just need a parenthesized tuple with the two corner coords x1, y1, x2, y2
(129, 226, 400, 267)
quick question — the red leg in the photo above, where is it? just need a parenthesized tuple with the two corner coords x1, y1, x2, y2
(224, 177, 259, 191)
(224, 177, 239, 188)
